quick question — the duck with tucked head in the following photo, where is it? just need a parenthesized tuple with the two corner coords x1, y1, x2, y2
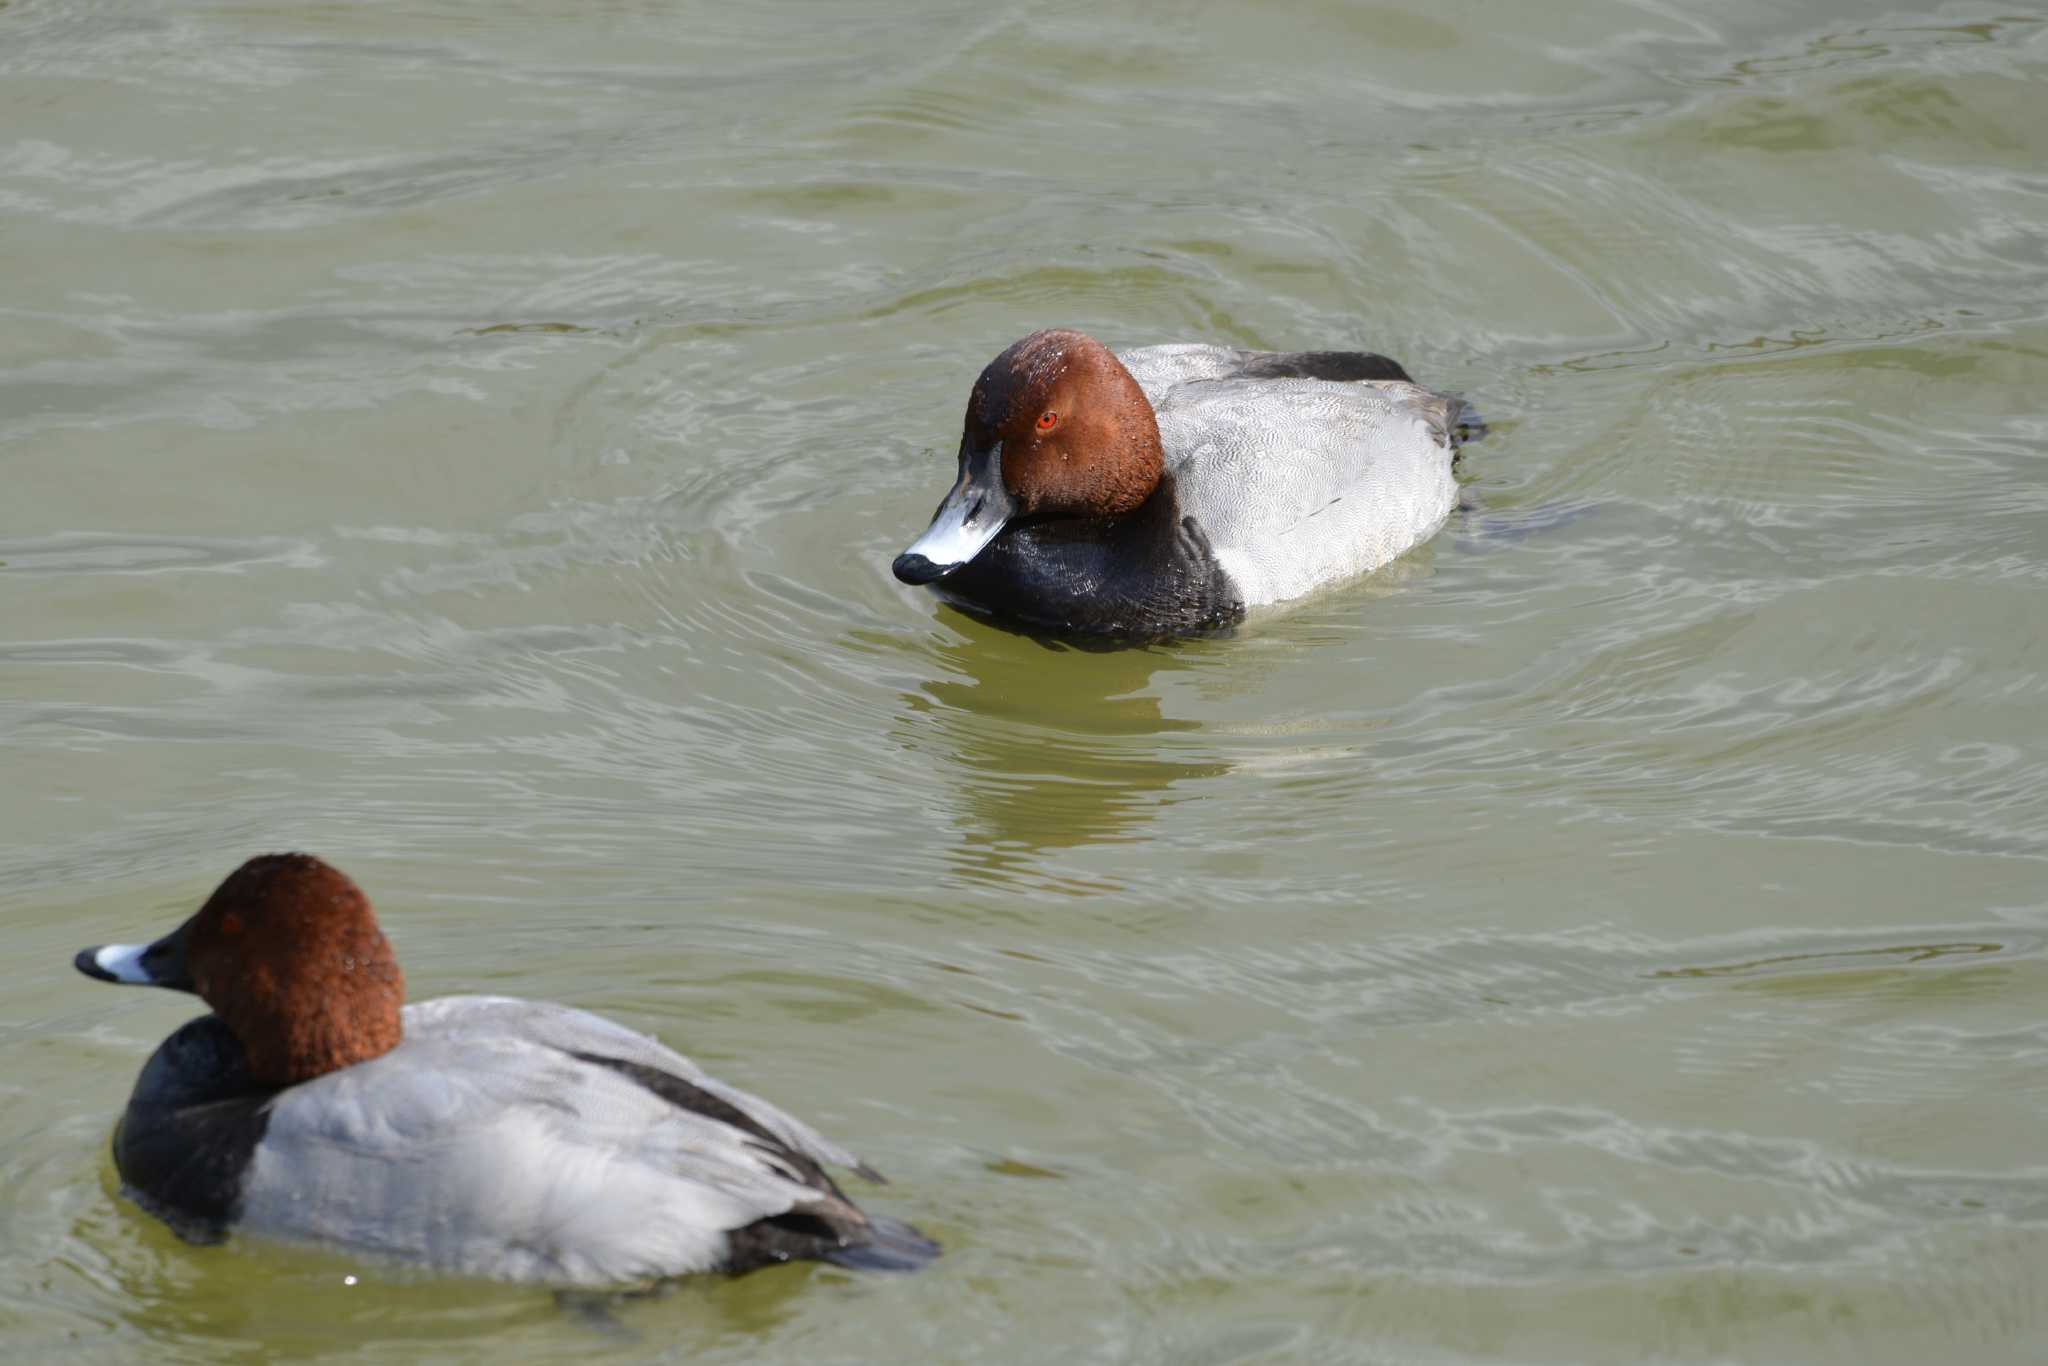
(75, 853, 938, 1285)
(893, 328, 1470, 641)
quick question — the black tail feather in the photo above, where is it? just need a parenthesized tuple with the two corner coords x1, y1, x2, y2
(822, 1215, 941, 1273)
(1443, 392, 1488, 449)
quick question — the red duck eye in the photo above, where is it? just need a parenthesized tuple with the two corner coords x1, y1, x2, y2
(219, 912, 243, 935)
(1037, 411, 1058, 431)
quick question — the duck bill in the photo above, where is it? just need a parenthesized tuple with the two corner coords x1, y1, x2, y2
(76, 916, 196, 992)
(892, 441, 1015, 585)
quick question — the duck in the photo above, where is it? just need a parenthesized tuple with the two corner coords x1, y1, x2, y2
(73, 852, 938, 1286)
(892, 328, 1469, 641)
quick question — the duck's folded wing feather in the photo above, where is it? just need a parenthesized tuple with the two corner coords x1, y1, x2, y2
(1116, 345, 1416, 410)
(404, 995, 879, 1178)
(1156, 379, 1460, 605)
(237, 999, 867, 1283)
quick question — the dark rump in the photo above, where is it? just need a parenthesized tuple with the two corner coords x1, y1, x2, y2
(566, 1050, 940, 1275)
(725, 1208, 940, 1275)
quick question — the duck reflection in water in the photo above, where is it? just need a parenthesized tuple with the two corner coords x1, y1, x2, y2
(895, 608, 1229, 887)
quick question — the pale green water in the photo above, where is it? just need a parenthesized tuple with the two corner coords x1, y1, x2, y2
(5, 0, 2048, 1361)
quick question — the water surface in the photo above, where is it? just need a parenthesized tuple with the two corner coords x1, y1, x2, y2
(4, 1, 2047, 1361)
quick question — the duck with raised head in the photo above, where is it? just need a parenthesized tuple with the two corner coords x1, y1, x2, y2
(74, 853, 938, 1285)
(893, 328, 1469, 641)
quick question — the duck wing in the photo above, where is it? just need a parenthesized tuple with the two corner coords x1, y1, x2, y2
(237, 996, 919, 1283)
(1152, 377, 1461, 606)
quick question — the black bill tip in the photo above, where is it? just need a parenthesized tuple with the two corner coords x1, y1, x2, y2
(75, 946, 119, 982)
(892, 552, 954, 586)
